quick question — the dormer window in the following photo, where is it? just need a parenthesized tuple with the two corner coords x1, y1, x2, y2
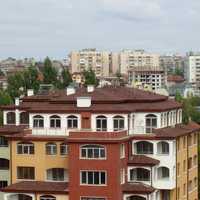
(96, 115, 107, 131)
(33, 115, 44, 128)
(50, 115, 61, 128)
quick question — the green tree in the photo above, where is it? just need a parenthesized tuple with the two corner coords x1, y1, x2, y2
(42, 57, 58, 85)
(83, 68, 98, 86)
(7, 72, 24, 99)
(174, 67, 183, 76)
(23, 66, 40, 92)
(60, 68, 72, 88)
(0, 69, 4, 76)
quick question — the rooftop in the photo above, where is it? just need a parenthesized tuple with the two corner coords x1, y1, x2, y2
(1, 181, 68, 194)
(122, 183, 155, 194)
(128, 155, 160, 166)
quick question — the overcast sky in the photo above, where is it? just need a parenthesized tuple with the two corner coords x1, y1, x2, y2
(0, 0, 200, 59)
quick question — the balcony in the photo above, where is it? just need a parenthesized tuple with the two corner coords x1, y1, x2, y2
(32, 128, 69, 136)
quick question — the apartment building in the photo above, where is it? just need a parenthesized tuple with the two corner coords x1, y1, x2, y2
(119, 50, 160, 75)
(0, 86, 199, 200)
(69, 49, 110, 78)
(128, 66, 166, 90)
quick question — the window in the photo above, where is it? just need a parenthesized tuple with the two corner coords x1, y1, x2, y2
(193, 155, 197, 166)
(33, 115, 44, 128)
(60, 143, 68, 155)
(130, 168, 150, 182)
(0, 158, 9, 170)
(194, 177, 197, 187)
(46, 143, 57, 155)
(183, 136, 186, 148)
(120, 168, 125, 184)
(80, 171, 106, 185)
(188, 180, 192, 192)
(193, 133, 197, 144)
(0, 181, 7, 189)
(157, 167, 169, 179)
(183, 160, 186, 172)
(7, 112, 15, 124)
(177, 163, 180, 176)
(17, 142, 34, 154)
(157, 141, 169, 154)
(81, 145, 106, 159)
(20, 112, 29, 125)
(0, 136, 8, 147)
(50, 115, 61, 128)
(145, 114, 157, 133)
(67, 115, 78, 129)
(188, 134, 192, 146)
(96, 116, 107, 131)
(135, 141, 153, 154)
(46, 168, 67, 181)
(188, 157, 192, 169)
(127, 195, 146, 200)
(17, 167, 35, 179)
(120, 143, 125, 158)
(113, 116, 124, 131)
(183, 183, 186, 196)
(40, 195, 56, 200)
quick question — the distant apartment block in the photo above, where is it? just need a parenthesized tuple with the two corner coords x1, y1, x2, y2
(119, 50, 160, 75)
(128, 66, 166, 90)
(69, 49, 110, 77)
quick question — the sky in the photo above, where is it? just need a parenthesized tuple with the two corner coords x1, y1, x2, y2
(0, 0, 200, 59)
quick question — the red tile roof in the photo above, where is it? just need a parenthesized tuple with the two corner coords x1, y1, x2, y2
(1, 87, 181, 113)
(1, 181, 68, 194)
(128, 155, 160, 166)
(122, 183, 155, 194)
(153, 122, 200, 138)
(0, 125, 29, 136)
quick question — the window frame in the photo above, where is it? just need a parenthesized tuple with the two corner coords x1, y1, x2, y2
(17, 142, 34, 155)
(60, 143, 68, 156)
(80, 170, 107, 186)
(33, 115, 44, 128)
(17, 166, 35, 180)
(96, 116, 107, 131)
(50, 115, 61, 128)
(67, 115, 78, 129)
(145, 114, 157, 133)
(46, 143, 57, 155)
(46, 168, 67, 182)
(113, 115, 125, 131)
(0, 136, 8, 147)
(80, 145, 106, 160)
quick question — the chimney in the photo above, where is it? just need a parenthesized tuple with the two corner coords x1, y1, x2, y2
(87, 85, 94, 93)
(15, 98, 20, 106)
(67, 86, 75, 95)
(27, 89, 34, 96)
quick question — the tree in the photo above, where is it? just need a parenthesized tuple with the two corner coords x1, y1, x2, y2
(174, 67, 183, 76)
(0, 69, 4, 76)
(23, 66, 40, 92)
(60, 68, 72, 88)
(83, 69, 98, 86)
(42, 57, 58, 85)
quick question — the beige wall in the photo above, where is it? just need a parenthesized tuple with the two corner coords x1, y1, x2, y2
(11, 141, 68, 183)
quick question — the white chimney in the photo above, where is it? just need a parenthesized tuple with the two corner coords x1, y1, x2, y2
(67, 86, 75, 95)
(87, 85, 94, 93)
(77, 97, 91, 107)
(15, 98, 20, 106)
(27, 89, 34, 96)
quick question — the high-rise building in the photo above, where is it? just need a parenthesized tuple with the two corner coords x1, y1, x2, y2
(69, 49, 110, 78)
(0, 87, 198, 200)
(119, 50, 160, 75)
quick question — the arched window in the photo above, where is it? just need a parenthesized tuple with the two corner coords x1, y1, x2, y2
(81, 145, 106, 159)
(46, 143, 57, 155)
(60, 143, 68, 155)
(127, 196, 146, 200)
(96, 115, 107, 131)
(33, 115, 44, 128)
(157, 141, 169, 154)
(113, 115, 125, 131)
(50, 115, 61, 128)
(40, 195, 56, 200)
(8, 194, 33, 200)
(145, 114, 157, 133)
(0, 158, 9, 170)
(46, 168, 68, 181)
(67, 115, 78, 129)
(0, 136, 8, 147)
(20, 112, 29, 125)
(130, 168, 150, 182)
(17, 142, 34, 154)
(157, 167, 170, 179)
(135, 141, 153, 154)
(6, 112, 15, 124)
